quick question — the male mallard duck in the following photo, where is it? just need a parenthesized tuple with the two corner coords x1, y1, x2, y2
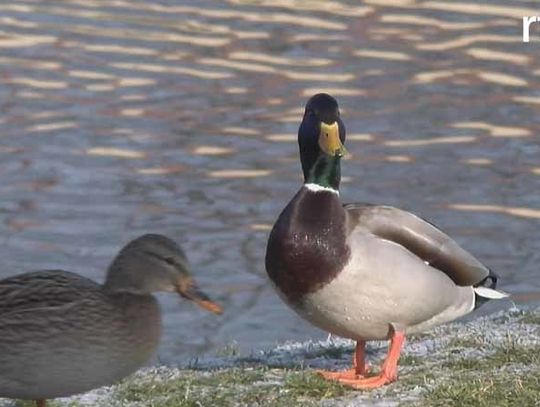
(265, 93, 508, 389)
(0, 234, 222, 407)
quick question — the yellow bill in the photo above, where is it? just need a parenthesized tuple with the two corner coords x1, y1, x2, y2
(318, 122, 347, 157)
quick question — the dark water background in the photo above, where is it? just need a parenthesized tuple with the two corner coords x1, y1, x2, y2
(0, 0, 539, 363)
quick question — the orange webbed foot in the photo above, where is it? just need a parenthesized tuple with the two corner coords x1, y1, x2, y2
(337, 370, 397, 389)
(316, 367, 363, 381)
(318, 330, 406, 390)
(316, 340, 369, 381)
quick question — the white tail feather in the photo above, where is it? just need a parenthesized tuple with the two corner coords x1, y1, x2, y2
(474, 286, 510, 299)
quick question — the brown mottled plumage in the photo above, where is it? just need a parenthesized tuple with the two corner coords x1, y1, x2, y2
(0, 234, 222, 406)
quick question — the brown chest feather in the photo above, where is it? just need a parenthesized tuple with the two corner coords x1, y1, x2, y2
(265, 189, 350, 301)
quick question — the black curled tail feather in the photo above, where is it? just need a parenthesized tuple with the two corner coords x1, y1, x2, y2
(476, 269, 498, 289)
(473, 269, 499, 310)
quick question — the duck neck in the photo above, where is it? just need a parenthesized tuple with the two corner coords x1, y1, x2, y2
(104, 256, 154, 296)
(304, 153, 341, 192)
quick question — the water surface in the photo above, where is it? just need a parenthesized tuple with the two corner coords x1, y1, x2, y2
(0, 0, 539, 363)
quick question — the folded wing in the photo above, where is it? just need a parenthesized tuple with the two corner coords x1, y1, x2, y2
(0, 270, 100, 315)
(344, 204, 489, 286)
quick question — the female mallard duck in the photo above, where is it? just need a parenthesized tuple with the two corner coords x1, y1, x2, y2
(0, 234, 222, 407)
(265, 93, 508, 389)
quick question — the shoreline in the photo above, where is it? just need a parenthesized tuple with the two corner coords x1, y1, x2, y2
(4, 306, 539, 407)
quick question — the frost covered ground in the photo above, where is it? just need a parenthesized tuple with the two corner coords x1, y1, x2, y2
(2, 307, 539, 407)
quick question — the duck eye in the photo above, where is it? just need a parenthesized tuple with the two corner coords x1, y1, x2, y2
(163, 257, 175, 266)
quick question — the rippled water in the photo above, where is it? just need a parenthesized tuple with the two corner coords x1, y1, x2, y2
(0, 0, 539, 363)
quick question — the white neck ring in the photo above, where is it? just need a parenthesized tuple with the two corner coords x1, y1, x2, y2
(304, 183, 339, 195)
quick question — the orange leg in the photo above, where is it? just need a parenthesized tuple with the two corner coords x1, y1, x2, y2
(339, 329, 406, 389)
(36, 400, 46, 407)
(317, 340, 369, 380)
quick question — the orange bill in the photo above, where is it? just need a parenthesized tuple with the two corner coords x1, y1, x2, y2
(176, 279, 223, 314)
